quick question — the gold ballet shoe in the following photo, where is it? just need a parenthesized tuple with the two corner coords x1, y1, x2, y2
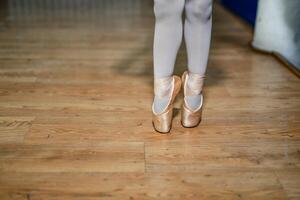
(152, 75, 181, 133)
(181, 71, 205, 128)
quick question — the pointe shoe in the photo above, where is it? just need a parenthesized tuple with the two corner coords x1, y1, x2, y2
(181, 71, 205, 128)
(152, 75, 182, 133)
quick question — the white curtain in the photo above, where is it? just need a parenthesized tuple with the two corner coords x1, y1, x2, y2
(252, 0, 300, 69)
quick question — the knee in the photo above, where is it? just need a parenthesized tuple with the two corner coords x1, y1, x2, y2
(154, 0, 184, 20)
(186, 0, 212, 22)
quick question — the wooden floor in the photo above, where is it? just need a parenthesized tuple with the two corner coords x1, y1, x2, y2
(0, 1, 299, 199)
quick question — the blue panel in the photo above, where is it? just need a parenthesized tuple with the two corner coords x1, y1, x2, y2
(219, 0, 258, 26)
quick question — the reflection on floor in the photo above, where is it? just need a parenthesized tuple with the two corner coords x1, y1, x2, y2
(0, 1, 299, 199)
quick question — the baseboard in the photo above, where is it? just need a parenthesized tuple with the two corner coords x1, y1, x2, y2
(250, 42, 300, 78)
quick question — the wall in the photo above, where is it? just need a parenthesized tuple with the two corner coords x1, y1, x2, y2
(219, 0, 258, 26)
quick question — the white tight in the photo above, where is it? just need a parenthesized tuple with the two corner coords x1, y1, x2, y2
(153, 0, 212, 78)
(153, 0, 212, 113)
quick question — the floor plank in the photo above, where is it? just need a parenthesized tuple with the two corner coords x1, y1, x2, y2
(275, 169, 300, 200)
(0, 171, 287, 200)
(0, 117, 34, 144)
(0, 142, 145, 173)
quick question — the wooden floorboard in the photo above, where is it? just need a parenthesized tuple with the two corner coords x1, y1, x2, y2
(0, 1, 299, 199)
(0, 171, 287, 200)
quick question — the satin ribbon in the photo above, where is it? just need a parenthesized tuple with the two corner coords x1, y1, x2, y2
(154, 76, 173, 98)
(186, 72, 205, 96)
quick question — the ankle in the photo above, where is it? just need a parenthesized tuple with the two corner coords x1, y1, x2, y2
(154, 76, 173, 98)
(186, 72, 205, 96)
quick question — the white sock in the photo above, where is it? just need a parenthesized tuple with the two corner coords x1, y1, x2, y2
(185, 72, 204, 111)
(153, 76, 173, 114)
(153, 0, 185, 78)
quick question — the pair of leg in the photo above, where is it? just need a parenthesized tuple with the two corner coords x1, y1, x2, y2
(153, 0, 212, 113)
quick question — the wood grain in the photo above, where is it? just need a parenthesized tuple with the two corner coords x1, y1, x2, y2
(0, 170, 287, 200)
(0, 1, 299, 199)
